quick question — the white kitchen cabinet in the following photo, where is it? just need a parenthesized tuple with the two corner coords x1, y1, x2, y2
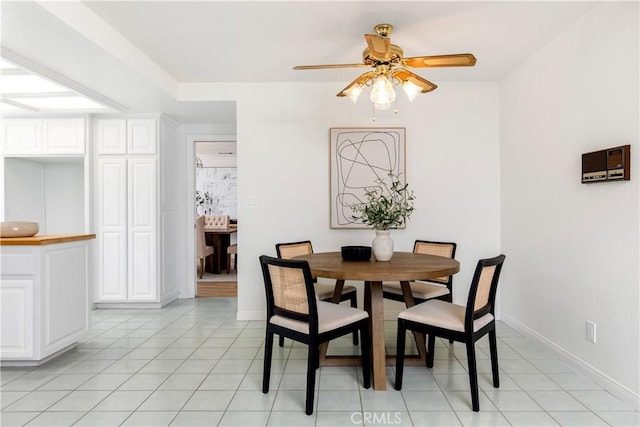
(0, 119, 41, 154)
(42, 119, 85, 154)
(96, 157, 158, 306)
(0, 279, 34, 359)
(95, 119, 127, 154)
(127, 158, 157, 301)
(96, 157, 128, 302)
(127, 119, 156, 154)
(94, 115, 177, 308)
(0, 235, 94, 365)
(0, 118, 85, 155)
(96, 118, 156, 155)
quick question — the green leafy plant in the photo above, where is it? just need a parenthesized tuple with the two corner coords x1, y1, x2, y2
(351, 172, 415, 230)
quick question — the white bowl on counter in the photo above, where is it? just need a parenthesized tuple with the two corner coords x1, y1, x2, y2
(0, 221, 39, 238)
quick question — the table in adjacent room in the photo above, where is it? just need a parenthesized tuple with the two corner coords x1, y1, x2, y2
(204, 227, 237, 274)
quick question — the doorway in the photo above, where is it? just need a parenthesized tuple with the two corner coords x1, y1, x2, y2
(193, 140, 237, 297)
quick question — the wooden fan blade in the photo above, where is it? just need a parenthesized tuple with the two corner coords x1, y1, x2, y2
(403, 53, 477, 68)
(337, 71, 377, 97)
(392, 68, 437, 93)
(365, 33, 391, 61)
(293, 63, 369, 70)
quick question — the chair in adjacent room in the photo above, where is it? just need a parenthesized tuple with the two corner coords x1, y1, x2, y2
(195, 216, 214, 279)
(382, 240, 457, 305)
(259, 255, 371, 415)
(276, 240, 359, 345)
(226, 243, 237, 274)
(394, 254, 506, 412)
(204, 214, 230, 230)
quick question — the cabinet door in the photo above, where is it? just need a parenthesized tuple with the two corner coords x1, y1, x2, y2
(43, 118, 85, 154)
(0, 280, 34, 359)
(96, 120, 126, 154)
(127, 158, 157, 301)
(42, 243, 89, 355)
(0, 119, 42, 154)
(96, 158, 128, 301)
(127, 119, 157, 154)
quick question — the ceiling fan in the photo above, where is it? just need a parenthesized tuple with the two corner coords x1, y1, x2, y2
(293, 24, 476, 111)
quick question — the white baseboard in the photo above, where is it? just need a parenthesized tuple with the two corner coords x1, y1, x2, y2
(94, 294, 178, 310)
(1, 343, 77, 367)
(159, 292, 179, 307)
(502, 313, 640, 411)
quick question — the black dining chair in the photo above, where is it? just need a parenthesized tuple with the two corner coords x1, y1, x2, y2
(259, 255, 371, 415)
(395, 254, 506, 412)
(276, 240, 359, 346)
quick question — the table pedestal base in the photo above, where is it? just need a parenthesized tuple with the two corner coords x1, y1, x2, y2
(319, 280, 426, 390)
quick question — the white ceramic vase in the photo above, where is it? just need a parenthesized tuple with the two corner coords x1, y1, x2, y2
(372, 230, 394, 261)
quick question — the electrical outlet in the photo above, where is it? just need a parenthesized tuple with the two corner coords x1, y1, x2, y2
(586, 321, 596, 343)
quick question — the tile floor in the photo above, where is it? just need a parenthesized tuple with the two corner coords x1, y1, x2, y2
(1, 298, 638, 426)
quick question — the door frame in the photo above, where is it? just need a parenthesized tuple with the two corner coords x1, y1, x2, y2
(183, 134, 237, 298)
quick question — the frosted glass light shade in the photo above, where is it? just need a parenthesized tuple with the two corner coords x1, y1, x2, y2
(401, 80, 421, 102)
(370, 75, 396, 110)
(344, 84, 364, 103)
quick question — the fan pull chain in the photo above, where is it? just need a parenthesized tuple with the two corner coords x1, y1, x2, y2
(372, 103, 376, 121)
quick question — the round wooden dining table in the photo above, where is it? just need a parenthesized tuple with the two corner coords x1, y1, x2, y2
(293, 251, 460, 390)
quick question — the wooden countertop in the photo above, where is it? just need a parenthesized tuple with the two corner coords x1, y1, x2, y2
(0, 234, 96, 246)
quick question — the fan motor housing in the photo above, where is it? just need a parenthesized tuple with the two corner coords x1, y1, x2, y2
(362, 44, 403, 66)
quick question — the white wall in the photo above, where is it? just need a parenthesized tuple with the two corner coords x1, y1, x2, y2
(4, 158, 44, 227)
(230, 81, 501, 319)
(501, 2, 639, 397)
(3, 157, 84, 234)
(42, 161, 84, 234)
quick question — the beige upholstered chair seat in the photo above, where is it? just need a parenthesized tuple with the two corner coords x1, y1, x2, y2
(270, 300, 368, 335)
(314, 283, 357, 301)
(383, 240, 457, 306)
(382, 281, 450, 300)
(399, 299, 494, 333)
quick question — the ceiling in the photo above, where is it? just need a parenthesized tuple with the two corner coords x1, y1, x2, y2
(2, 1, 600, 123)
(0, 57, 120, 114)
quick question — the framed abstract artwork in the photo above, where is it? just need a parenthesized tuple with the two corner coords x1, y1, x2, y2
(330, 127, 406, 229)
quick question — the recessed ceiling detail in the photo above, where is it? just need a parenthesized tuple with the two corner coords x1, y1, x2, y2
(0, 56, 122, 114)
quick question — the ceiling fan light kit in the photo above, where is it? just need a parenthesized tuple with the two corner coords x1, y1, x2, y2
(370, 74, 396, 110)
(401, 80, 422, 102)
(294, 23, 476, 118)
